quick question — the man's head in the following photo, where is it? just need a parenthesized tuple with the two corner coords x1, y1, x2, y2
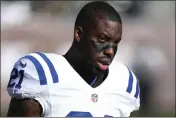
(73, 1, 122, 75)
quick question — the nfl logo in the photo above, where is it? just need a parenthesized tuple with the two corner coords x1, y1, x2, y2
(91, 94, 98, 102)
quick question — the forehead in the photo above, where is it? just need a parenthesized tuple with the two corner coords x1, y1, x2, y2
(91, 18, 122, 38)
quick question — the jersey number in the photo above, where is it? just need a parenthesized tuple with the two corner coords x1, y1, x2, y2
(66, 111, 112, 117)
(7, 68, 24, 89)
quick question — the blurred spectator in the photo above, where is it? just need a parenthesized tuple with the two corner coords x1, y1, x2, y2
(131, 39, 173, 116)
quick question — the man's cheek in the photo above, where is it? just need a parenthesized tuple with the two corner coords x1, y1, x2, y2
(113, 46, 118, 54)
(92, 41, 117, 54)
(91, 40, 107, 53)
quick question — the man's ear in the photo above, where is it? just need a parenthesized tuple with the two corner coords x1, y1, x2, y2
(74, 26, 83, 42)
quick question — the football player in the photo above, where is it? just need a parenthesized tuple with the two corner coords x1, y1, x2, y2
(7, 1, 140, 117)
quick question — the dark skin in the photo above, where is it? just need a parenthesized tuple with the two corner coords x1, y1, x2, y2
(65, 18, 122, 87)
(7, 98, 42, 117)
(7, 18, 122, 117)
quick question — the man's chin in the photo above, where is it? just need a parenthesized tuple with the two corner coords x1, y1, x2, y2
(86, 60, 108, 75)
(92, 66, 107, 76)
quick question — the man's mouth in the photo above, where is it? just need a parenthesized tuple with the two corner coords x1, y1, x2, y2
(96, 60, 110, 71)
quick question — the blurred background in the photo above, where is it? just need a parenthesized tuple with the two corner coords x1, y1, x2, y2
(1, 1, 175, 117)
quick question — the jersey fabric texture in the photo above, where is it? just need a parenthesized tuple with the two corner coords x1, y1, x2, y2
(7, 52, 140, 117)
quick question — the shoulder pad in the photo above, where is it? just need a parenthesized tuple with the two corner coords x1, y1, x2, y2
(7, 52, 59, 98)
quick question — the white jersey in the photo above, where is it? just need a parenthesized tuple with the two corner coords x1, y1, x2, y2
(7, 52, 140, 117)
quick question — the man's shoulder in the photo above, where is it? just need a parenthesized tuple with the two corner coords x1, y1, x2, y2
(12, 52, 63, 84)
(24, 52, 62, 60)
(109, 60, 129, 74)
(109, 60, 139, 96)
(17, 52, 63, 66)
(16, 52, 74, 83)
(109, 61, 140, 108)
(110, 60, 136, 75)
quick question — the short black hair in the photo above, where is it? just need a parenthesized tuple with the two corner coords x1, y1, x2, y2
(75, 1, 122, 29)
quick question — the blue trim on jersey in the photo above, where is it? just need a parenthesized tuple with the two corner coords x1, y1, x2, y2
(104, 115, 113, 117)
(23, 55, 47, 85)
(66, 111, 93, 117)
(134, 80, 140, 98)
(90, 77, 97, 86)
(126, 68, 134, 93)
(35, 52, 59, 83)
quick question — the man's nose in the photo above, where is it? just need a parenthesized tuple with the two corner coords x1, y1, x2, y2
(104, 46, 114, 59)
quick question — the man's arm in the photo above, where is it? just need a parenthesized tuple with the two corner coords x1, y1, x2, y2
(7, 98, 42, 117)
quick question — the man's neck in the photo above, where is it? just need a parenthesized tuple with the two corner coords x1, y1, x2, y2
(64, 49, 107, 87)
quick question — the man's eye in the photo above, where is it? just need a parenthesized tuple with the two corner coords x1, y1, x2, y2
(114, 41, 118, 45)
(99, 37, 106, 43)
(114, 40, 120, 45)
